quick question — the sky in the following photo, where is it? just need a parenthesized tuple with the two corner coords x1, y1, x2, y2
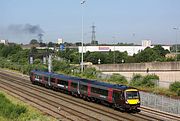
(0, 0, 180, 45)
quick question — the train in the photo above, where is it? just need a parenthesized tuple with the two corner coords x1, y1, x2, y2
(30, 70, 140, 111)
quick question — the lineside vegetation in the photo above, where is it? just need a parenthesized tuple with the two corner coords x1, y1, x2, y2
(0, 43, 180, 97)
(0, 92, 56, 121)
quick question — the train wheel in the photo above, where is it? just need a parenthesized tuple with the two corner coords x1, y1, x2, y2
(112, 104, 116, 109)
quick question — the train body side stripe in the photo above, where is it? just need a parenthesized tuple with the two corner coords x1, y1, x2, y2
(88, 83, 91, 97)
(68, 80, 72, 91)
(108, 88, 113, 103)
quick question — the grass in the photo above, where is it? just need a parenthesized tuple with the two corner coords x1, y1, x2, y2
(0, 91, 57, 121)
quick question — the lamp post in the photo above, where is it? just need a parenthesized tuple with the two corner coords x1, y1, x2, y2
(81, 0, 86, 73)
(112, 36, 116, 64)
(173, 27, 179, 61)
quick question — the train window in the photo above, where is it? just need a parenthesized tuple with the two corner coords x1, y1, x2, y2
(126, 91, 139, 99)
(113, 91, 122, 99)
(51, 78, 56, 83)
(91, 87, 98, 93)
(44, 76, 48, 81)
(99, 89, 108, 96)
(91, 87, 108, 96)
(80, 85, 87, 91)
(35, 74, 40, 79)
(71, 82, 77, 88)
(39, 75, 42, 80)
(57, 79, 68, 86)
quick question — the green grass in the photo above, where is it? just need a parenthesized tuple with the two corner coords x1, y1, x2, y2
(0, 91, 57, 121)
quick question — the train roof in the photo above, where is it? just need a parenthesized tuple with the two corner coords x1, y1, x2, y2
(31, 70, 135, 90)
(89, 80, 132, 90)
(31, 70, 53, 76)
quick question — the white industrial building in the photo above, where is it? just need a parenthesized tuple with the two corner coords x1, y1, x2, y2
(0, 39, 8, 45)
(78, 40, 171, 56)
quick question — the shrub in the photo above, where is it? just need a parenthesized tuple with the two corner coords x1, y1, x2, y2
(0, 93, 27, 120)
(177, 88, 180, 96)
(169, 81, 180, 96)
(142, 74, 159, 87)
(52, 60, 70, 72)
(130, 74, 143, 86)
(33, 59, 41, 64)
(109, 73, 128, 84)
(83, 67, 98, 79)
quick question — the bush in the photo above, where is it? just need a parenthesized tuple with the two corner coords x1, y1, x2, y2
(82, 67, 98, 79)
(33, 59, 41, 64)
(177, 88, 180, 96)
(52, 60, 72, 74)
(142, 74, 159, 87)
(169, 81, 180, 96)
(0, 93, 27, 120)
(108, 73, 128, 84)
(129, 74, 159, 88)
(130, 74, 144, 86)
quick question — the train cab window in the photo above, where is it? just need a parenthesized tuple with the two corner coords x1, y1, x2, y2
(126, 91, 139, 99)
(71, 82, 77, 88)
(80, 85, 87, 91)
(51, 78, 56, 83)
(113, 91, 122, 99)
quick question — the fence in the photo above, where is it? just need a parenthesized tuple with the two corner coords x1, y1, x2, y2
(98, 73, 180, 114)
(140, 91, 180, 114)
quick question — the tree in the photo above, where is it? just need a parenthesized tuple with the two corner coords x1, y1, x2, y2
(48, 42, 54, 47)
(85, 52, 106, 64)
(30, 39, 39, 45)
(134, 45, 170, 62)
(153, 45, 170, 57)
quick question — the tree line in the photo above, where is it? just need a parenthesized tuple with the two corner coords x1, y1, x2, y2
(57, 45, 173, 64)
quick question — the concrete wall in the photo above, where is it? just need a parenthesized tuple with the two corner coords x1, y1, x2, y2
(93, 62, 180, 88)
(94, 62, 180, 72)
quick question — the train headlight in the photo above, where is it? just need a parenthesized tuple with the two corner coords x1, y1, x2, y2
(125, 101, 129, 104)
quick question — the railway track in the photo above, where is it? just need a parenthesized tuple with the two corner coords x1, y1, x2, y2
(0, 72, 135, 121)
(0, 70, 180, 121)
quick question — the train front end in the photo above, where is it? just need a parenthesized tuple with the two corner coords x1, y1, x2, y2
(124, 89, 140, 110)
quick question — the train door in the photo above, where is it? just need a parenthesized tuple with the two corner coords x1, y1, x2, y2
(113, 90, 124, 105)
(48, 76, 51, 86)
(77, 81, 80, 94)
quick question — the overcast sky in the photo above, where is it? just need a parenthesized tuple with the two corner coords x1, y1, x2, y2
(0, 0, 180, 45)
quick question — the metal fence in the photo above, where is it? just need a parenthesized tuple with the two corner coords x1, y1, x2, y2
(140, 91, 180, 115)
(98, 73, 180, 115)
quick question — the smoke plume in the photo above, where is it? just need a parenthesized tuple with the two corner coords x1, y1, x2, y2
(8, 24, 44, 35)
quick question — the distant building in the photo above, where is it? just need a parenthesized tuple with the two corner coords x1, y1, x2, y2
(57, 38, 63, 44)
(142, 40, 151, 47)
(78, 40, 171, 56)
(0, 39, 8, 45)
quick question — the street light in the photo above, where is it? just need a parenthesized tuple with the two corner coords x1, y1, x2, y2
(112, 36, 116, 64)
(81, 0, 86, 73)
(173, 27, 179, 61)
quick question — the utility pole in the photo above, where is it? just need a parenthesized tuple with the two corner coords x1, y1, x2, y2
(173, 27, 179, 61)
(81, 0, 86, 73)
(91, 23, 98, 45)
